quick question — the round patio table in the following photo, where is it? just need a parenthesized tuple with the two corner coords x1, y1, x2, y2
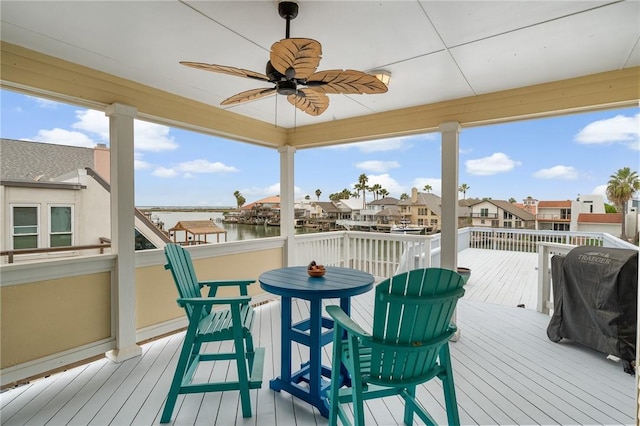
(259, 266, 374, 417)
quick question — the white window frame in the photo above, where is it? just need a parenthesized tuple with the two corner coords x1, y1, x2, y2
(11, 204, 40, 250)
(48, 204, 74, 248)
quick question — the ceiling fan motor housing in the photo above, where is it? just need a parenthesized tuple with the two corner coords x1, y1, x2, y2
(277, 80, 297, 95)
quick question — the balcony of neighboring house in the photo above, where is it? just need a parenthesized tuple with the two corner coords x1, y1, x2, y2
(1, 228, 637, 425)
(537, 213, 572, 222)
(469, 212, 499, 218)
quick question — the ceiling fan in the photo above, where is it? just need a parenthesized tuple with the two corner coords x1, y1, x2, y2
(180, 1, 388, 116)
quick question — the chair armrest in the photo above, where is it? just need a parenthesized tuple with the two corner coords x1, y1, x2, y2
(199, 279, 255, 297)
(326, 305, 370, 339)
(177, 296, 251, 308)
(199, 279, 255, 287)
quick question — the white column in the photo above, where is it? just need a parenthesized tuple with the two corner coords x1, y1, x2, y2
(440, 121, 460, 270)
(279, 145, 296, 267)
(440, 121, 462, 340)
(105, 103, 142, 362)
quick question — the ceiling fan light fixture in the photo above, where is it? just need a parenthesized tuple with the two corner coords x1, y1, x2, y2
(372, 69, 391, 86)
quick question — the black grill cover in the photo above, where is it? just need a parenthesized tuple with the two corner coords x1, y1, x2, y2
(547, 246, 638, 364)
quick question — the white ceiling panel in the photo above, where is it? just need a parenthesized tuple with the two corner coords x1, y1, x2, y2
(1, 1, 638, 128)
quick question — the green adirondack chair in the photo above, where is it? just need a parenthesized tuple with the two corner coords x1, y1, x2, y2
(160, 243, 265, 423)
(326, 268, 466, 426)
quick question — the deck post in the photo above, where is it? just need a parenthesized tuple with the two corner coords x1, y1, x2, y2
(105, 103, 142, 362)
(279, 145, 296, 267)
(440, 121, 461, 340)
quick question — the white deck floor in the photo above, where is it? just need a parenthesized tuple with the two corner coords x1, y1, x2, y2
(1, 249, 635, 425)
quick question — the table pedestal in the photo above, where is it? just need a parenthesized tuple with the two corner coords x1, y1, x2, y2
(270, 296, 351, 417)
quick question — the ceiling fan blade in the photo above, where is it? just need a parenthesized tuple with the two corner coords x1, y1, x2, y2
(287, 88, 329, 116)
(270, 38, 322, 80)
(306, 70, 388, 94)
(221, 87, 276, 105)
(180, 62, 269, 82)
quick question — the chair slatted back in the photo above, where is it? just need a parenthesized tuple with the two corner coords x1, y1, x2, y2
(369, 268, 464, 385)
(164, 244, 208, 321)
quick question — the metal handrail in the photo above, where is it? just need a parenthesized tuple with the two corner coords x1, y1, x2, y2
(0, 241, 111, 263)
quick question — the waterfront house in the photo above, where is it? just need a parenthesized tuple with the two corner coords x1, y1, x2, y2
(1, 2, 638, 423)
(398, 187, 443, 232)
(536, 200, 573, 231)
(535, 194, 625, 235)
(468, 199, 536, 229)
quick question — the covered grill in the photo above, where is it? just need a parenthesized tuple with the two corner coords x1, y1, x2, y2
(547, 246, 638, 373)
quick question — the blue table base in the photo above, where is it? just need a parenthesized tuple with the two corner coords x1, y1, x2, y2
(270, 362, 335, 417)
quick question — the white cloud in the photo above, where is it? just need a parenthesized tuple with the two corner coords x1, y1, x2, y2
(152, 167, 178, 178)
(412, 178, 442, 195)
(134, 119, 179, 152)
(574, 113, 640, 149)
(174, 159, 238, 174)
(350, 174, 405, 197)
(72, 109, 109, 141)
(240, 183, 303, 199)
(134, 152, 151, 170)
(327, 134, 434, 153)
(355, 160, 400, 173)
(592, 184, 608, 198)
(70, 109, 178, 152)
(34, 98, 60, 109)
(32, 128, 97, 148)
(465, 152, 521, 176)
(533, 165, 578, 180)
(134, 159, 152, 170)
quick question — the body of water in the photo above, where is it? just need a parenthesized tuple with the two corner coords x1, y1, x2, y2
(150, 211, 317, 242)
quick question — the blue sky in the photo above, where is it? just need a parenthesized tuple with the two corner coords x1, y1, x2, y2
(1, 89, 638, 207)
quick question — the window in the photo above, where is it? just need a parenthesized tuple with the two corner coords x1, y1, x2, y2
(480, 208, 489, 217)
(503, 211, 513, 219)
(50, 205, 73, 247)
(560, 208, 571, 219)
(135, 230, 157, 250)
(12, 205, 39, 249)
(504, 221, 513, 228)
(515, 220, 522, 228)
(430, 218, 438, 225)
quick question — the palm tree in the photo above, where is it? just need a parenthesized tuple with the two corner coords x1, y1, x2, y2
(400, 193, 409, 201)
(606, 167, 640, 241)
(423, 184, 432, 193)
(379, 188, 389, 198)
(508, 197, 516, 203)
(233, 190, 245, 208)
(315, 189, 321, 200)
(370, 183, 382, 200)
(458, 183, 470, 199)
(354, 174, 369, 209)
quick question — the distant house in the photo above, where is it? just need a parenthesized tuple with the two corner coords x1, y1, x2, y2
(1, 139, 169, 263)
(398, 188, 442, 231)
(535, 195, 622, 235)
(536, 200, 572, 231)
(468, 199, 536, 229)
(576, 213, 623, 234)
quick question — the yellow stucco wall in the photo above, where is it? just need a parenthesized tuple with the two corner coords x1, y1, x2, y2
(135, 247, 282, 329)
(0, 272, 111, 369)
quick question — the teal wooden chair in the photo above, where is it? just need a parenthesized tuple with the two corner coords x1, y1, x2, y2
(160, 243, 265, 423)
(326, 268, 466, 426)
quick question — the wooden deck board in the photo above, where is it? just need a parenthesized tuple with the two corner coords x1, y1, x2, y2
(1, 249, 635, 426)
